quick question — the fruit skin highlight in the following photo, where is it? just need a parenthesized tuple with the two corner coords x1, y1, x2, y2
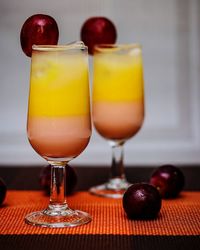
(20, 14, 59, 57)
(150, 165, 185, 198)
(123, 183, 162, 220)
(0, 178, 7, 205)
(80, 17, 117, 55)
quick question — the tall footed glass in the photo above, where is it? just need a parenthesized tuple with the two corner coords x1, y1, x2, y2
(90, 44, 145, 198)
(26, 43, 92, 227)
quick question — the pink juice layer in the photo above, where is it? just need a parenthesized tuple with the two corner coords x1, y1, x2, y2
(27, 116, 91, 160)
(93, 101, 144, 140)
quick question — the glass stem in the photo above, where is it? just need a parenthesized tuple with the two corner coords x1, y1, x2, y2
(110, 142, 126, 180)
(49, 164, 67, 208)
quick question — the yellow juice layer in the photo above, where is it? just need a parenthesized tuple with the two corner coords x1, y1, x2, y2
(93, 50, 144, 102)
(29, 52, 90, 117)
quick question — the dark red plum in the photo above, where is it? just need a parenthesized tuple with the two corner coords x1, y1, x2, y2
(0, 178, 7, 205)
(20, 14, 59, 57)
(80, 17, 117, 55)
(39, 165, 77, 195)
(150, 165, 185, 198)
(123, 183, 162, 220)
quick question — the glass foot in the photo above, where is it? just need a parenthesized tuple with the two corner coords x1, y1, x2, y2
(25, 205, 92, 228)
(89, 178, 131, 198)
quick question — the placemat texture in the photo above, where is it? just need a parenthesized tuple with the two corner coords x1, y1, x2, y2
(0, 191, 199, 235)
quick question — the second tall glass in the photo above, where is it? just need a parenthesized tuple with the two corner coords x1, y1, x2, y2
(90, 44, 145, 198)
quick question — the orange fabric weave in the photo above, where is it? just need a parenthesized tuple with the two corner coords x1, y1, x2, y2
(0, 191, 199, 235)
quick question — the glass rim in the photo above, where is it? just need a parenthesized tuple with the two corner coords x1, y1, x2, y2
(32, 41, 88, 52)
(94, 43, 142, 53)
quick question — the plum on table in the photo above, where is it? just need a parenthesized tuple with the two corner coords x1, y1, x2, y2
(39, 165, 77, 195)
(123, 183, 162, 220)
(0, 178, 7, 205)
(150, 165, 185, 198)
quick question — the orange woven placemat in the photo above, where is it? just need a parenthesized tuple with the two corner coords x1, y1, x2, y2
(0, 191, 199, 235)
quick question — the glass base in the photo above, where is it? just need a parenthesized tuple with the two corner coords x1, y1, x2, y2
(25, 205, 92, 228)
(89, 178, 131, 198)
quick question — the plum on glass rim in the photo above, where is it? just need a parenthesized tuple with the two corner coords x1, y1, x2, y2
(80, 16, 117, 55)
(20, 14, 59, 57)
